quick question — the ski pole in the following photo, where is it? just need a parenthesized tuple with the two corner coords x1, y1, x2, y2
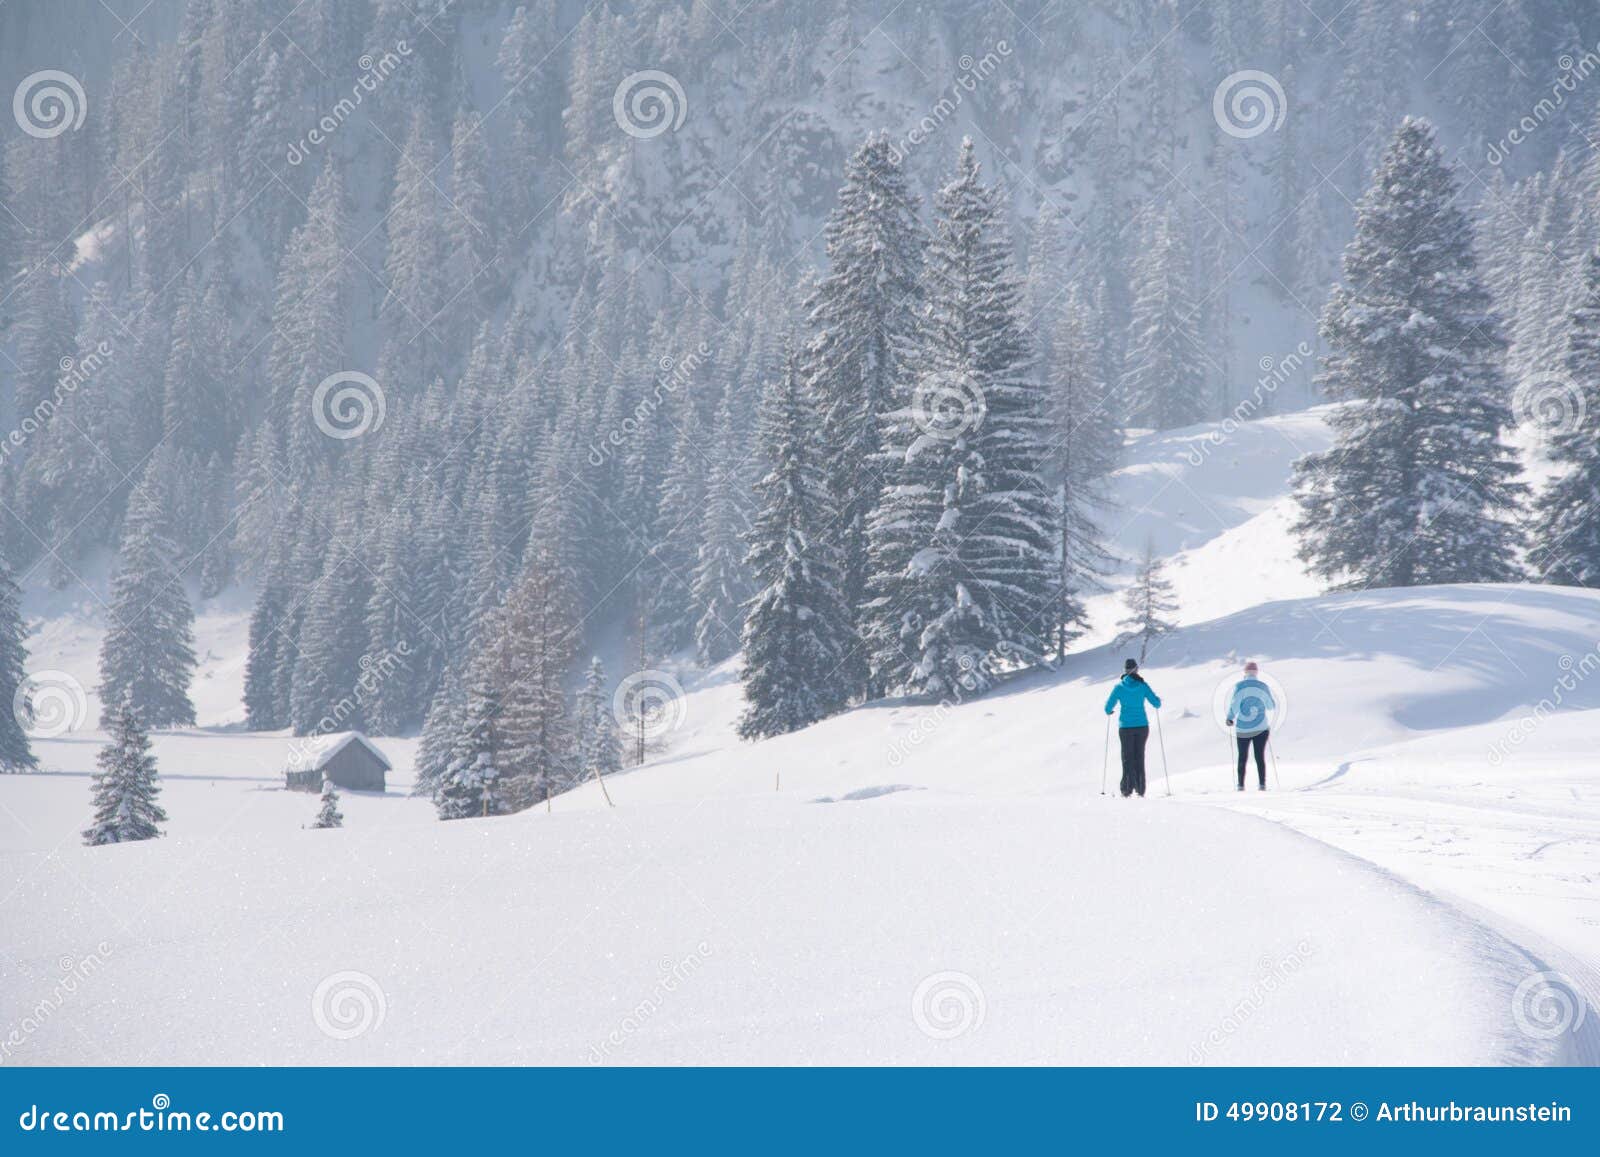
(1155, 708, 1172, 797)
(1269, 732, 1282, 789)
(1100, 714, 1111, 796)
(1226, 722, 1236, 790)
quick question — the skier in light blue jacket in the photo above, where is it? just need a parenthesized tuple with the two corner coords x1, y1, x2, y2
(1105, 658, 1162, 797)
(1226, 660, 1277, 791)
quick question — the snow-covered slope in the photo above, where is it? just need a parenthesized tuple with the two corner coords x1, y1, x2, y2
(1081, 407, 1333, 643)
(3, 581, 1596, 1065)
(3, 410, 1595, 1066)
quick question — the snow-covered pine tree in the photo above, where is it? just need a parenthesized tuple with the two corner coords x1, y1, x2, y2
(98, 483, 197, 729)
(647, 393, 707, 652)
(310, 778, 343, 829)
(83, 695, 166, 845)
(739, 353, 855, 740)
(691, 396, 750, 665)
(413, 664, 464, 799)
(1530, 249, 1600, 586)
(0, 553, 38, 772)
(863, 140, 1058, 698)
(289, 530, 373, 736)
(1121, 205, 1206, 430)
(377, 109, 451, 397)
(1117, 541, 1178, 664)
(1293, 118, 1526, 589)
(490, 548, 579, 809)
(1042, 282, 1116, 656)
(573, 656, 619, 804)
(435, 657, 510, 820)
(804, 133, 923, 693)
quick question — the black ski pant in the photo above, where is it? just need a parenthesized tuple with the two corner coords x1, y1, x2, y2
(1118, 725, 1149, 797)
(1236, 730, 1269, 788)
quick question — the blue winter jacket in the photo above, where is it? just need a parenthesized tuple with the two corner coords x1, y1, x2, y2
(1104, 674, 1161, 728)
(1226, 678, 1276, 738)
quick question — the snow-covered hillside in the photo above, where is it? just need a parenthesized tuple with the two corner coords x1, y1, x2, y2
(3, 408, 1595, 1066)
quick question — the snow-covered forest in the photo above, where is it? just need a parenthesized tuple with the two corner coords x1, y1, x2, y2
(1, 0, 1597, 1066)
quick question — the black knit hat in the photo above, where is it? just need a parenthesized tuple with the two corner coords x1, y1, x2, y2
(1124, 658, 1138, 672)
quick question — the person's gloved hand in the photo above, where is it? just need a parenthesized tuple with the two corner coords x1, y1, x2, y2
(1225, 717, 1234, 727)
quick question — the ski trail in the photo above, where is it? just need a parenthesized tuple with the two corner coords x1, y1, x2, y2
(1205, 803, 1585, 1063)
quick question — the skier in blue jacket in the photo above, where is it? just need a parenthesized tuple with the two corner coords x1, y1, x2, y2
(1226, 660, 1277, 791)
(1105, 658, 1161, 797)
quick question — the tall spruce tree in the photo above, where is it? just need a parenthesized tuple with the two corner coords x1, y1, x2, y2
(1293, 118, 1525, 589)
(0, 555, 38, 772)
(692, 396, 750, 665)
(573, 656, 619, 803)
(98, 484, 197, 729)
(1530, 249, 1600, 585)
(863, 140, 1058, 698)
(489, 548, 579, 808)
(83, 696, 166, 845)
(436, 661, 509, 820)
(1121, 206, 1206, 430)
(804, 134, 923, 693)
(1043, 282, 1116, 656)
(739, 353, 854, 739)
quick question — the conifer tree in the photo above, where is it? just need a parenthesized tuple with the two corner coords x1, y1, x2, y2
(863, 140, 1058, 697)
(1293, 119, 1525, 589)
(98, 484, 197, 729)
(489, 549, 580, 807)
(647, 394, 708, 652)
(1531, 249, 1600, 586)
(289, 532, 373, 736)
(83, 696, 166, 845)
(1117, 541, 1178, 663)
(804, 134, 924, 689)
(414, 665, 464, 799)
(0, 555, 38, 772)
(739, 354, 854, 739)
(692, 397, 750, 665)
(310, 778, 343, 829)
(435, 658, 509, 820)
(1121, 206, 1206, 430)
(574, 656, 619, 804)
